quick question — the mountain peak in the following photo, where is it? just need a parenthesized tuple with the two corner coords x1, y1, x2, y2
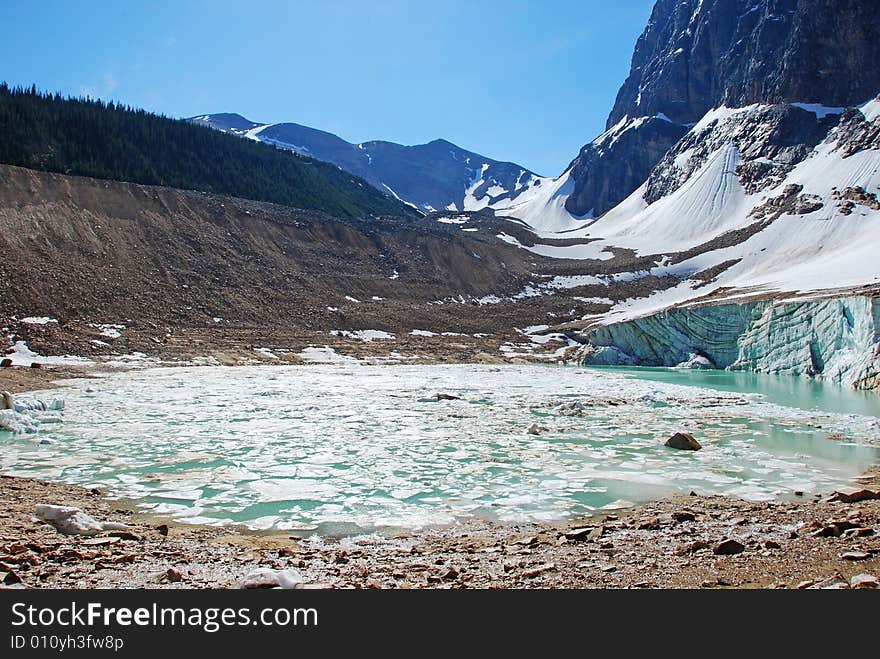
(608, 0, 880, 128)
(562, 0, 880, 219)
(190, 116, 538, 213)
(188, 112, 259, 132)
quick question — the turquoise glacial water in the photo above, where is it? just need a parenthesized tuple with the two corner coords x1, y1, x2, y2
(2, 363, 878, 535)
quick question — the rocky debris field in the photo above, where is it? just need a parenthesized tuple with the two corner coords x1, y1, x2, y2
(2, 473, 878, 590)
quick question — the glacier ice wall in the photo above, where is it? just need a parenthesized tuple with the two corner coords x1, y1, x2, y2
(576, 296, 880, 390)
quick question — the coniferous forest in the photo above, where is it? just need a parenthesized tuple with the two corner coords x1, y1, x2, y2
(0, 84, 415, 218)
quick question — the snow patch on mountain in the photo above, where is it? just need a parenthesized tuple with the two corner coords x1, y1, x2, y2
(491, 171, 593, 235)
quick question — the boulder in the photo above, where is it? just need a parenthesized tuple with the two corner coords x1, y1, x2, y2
(665, 432, 702, 451)
(0, 358, 11, 368)
(435, 393, 460, 401)
(806, 577, 847, 589)
(713, 539, 746, 555)
(240, 568, 304, 589)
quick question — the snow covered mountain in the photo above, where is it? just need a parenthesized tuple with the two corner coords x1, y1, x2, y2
(486, 0, 880, 389)
(188, 113, 540, 214)
(564, 0, 880, 220)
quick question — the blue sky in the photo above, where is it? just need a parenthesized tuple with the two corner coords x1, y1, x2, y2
(2, 0, 655, 175)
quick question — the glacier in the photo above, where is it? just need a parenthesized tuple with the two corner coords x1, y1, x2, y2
(575, 295, 880, 390)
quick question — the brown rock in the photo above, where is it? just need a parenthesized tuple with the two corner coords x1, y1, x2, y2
(842, 527, 875, 539)
(812, 525, 842, 538)
(165, 568, 183, 583)
(564, 526, 598, 542)
(807, 575, 849, 589)
(81, 537, 120, 546)
(828, 487, 880, 503)
(840, 551, 870, 561)
(672, 511, 696, 523)
(512, 535, 537, 547)
(665, 432, 702, 451)
(3, 569, 22, 585)
(713, 539, 746, 555)
(440, 567, 459, 581)
(829, 519, 860, 533)
(675, 540, 711, 555)
(850, 573, 879, 589)
(30, 362, 42, 369)
(0, 358, 12, 368)
(435, 393, 460, 401)
(522, 564, 556, 578)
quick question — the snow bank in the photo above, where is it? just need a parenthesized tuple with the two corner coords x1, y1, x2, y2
(331, 329, 395, 341)
(297, 346, 360, 364)
(4, 341, 94, 367)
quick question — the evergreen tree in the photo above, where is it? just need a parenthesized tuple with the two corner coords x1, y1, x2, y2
(0, 84, 414, 218)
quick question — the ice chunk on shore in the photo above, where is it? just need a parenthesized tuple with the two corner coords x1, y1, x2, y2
(34, 504, 130, 536)
(0, 409, 39, 434)
(0, 392, 64, 434)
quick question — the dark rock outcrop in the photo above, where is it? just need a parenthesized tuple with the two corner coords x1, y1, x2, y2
(645, 104, 837, 203)
(565, 0, 880, 218)
(608, 0, 880, 127)
(564, 117, 687, 218)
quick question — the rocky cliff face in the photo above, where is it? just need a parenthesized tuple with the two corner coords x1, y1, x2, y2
(564, 0, 880, 218)
(564, 116, 687, 218)
(609, 0, 880, 126)
(643, 103, 837, 204)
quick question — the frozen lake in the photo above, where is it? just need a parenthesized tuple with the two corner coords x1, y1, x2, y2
(3, 364, 879, 534)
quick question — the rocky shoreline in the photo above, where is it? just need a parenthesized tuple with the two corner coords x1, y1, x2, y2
(1, 471, 877, 590)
